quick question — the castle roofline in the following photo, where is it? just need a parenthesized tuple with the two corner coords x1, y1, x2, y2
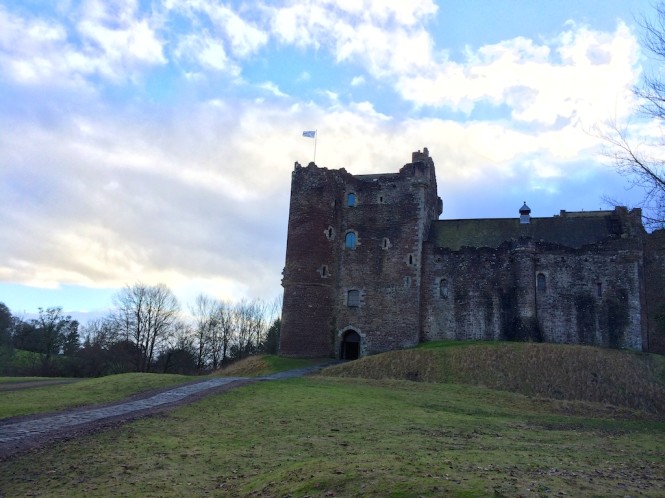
(430, 206, 641, 250)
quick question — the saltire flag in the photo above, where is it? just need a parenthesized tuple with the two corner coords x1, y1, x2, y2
(302, 130, 316, 138)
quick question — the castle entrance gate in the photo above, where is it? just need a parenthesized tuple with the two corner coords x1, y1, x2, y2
(340, 330, 361, 360)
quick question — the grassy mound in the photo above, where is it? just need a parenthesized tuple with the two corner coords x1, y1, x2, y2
(214, 355, 326, 377)
(0, 372, 193, 419)
(321, 342, 665, 414)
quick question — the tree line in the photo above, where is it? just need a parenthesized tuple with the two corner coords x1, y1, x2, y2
(0, 283, 281, 377)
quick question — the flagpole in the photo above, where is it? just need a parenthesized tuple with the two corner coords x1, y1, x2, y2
(313, 129, 317, 164)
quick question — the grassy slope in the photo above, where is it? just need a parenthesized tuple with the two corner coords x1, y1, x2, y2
(322, 342, 665, 414)
(0, 356, 319, 420)
(214, 355, 326, 377)
(0, 373, 194, 419)
(0, 376, 69, 383)
(1, 377, 663, 497)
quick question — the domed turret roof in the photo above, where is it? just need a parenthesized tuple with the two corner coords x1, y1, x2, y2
(519, 202, 531, 215)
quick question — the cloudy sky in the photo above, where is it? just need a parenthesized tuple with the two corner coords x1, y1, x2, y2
(0, 0, 659, 321)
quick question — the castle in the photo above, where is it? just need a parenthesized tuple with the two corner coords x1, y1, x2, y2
(280, 149, 665, 358)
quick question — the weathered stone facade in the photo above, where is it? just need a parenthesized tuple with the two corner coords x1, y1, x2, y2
(280, 149, 665, 358)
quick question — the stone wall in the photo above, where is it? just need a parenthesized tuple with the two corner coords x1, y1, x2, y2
(420, 238, 645, 350)
(280, 150, 659, 358)
(279, 162, 343, 357)
(645, 229, 665, 353)
(280, 150, 441, 357)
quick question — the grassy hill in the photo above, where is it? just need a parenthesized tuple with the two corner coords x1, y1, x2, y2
(321, 342, 665, 415)
(1, 344, 664, 497)
(214, 355, 326, 377)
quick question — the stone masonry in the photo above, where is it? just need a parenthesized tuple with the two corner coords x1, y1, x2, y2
(280, 149, 665, 358)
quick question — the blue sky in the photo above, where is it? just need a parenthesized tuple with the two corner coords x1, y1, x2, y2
(0, 0, 659, 321)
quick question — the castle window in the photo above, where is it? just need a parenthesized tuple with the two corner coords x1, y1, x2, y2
(347, 193, 356, 207)
(439, 278, 449, 299)
(596, 282, 603, 298)
(407, 254, 414, 265)
(345, 231, 357, 249)
(347, 290, 360, 307)
(379, 195, 384, 203)
(537, 273, 546, 292)
(325, 226, 335, 240)
(321, 265, 328, 277)
(382, 237, 390, 249)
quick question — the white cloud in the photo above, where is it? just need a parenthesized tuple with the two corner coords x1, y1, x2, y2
(77, 0, 166, 79)
(0, 1, 165, 88)
(395, 22, 640, 129)
(163, 0, 268, 63)
(174, 31, 238, 74)
(350, 75, 365, 86)
(0, 6, 76, 85)
(258, 81, 288, 97)
(268, 0, 437, 76)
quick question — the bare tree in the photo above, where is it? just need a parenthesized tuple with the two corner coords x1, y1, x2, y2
(191, 294, 216, 371)
(603, 3, 665, 228)
(212, 300, 234, 368)
(232, 298, 271, 360)
(112, 283, 180, 372)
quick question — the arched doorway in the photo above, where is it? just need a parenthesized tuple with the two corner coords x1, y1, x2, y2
(340, 330, 361, 360)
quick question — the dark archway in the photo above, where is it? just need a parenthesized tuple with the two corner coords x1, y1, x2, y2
(340, 330, 361, 360)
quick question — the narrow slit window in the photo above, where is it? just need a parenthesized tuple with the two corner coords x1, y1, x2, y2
(347, 193, 356, 207)
(321, 265, 327, 277)
(347, 290, 360, 307)
(439, 278, 449, 299)
(537, 273, 546, 292)
(382, 238, 389, 249)
(345, 231, 357, 249)
(596, 282, 602, 297)
(408, 254, 413, 265)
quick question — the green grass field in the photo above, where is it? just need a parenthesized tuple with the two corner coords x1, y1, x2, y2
(1, 376, 663, 497)
(1, 344, 664, 497)
(0, 372, 194, 419)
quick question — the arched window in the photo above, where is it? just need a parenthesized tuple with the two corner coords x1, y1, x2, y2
(439, 278, 449, 299)
(347, 193, 356, 207)
(537, 273, 546, 292)
(345, 231, 357, 249)
(347, 290, 360, 307)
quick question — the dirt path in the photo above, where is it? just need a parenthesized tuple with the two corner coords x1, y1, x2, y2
(0, 364, 329, 461)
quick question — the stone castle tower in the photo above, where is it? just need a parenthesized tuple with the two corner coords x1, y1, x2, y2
(280, 149, 665, 358)
(280, 149, 441, 359)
